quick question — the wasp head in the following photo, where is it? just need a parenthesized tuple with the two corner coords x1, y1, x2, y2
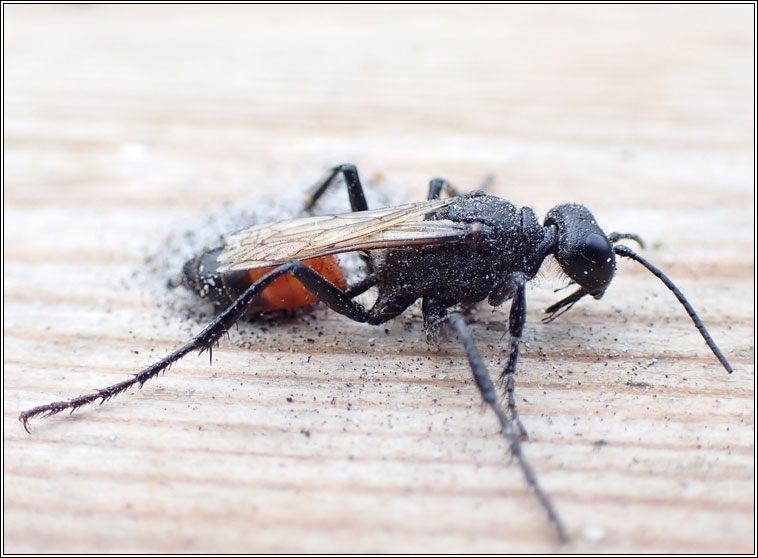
(544, 203, 615, 298)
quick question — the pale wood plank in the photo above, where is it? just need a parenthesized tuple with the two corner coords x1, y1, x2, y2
(4, 4, 754, 553)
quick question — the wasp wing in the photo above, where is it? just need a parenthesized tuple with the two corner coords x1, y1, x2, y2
(217, 198, 468, 271)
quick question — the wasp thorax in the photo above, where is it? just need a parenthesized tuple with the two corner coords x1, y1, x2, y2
(545, 203, 615, 297)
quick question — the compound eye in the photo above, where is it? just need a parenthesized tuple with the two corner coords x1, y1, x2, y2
(583, 233, 612, 263)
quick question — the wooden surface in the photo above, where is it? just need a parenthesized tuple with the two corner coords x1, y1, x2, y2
(3, 4, 754, 553)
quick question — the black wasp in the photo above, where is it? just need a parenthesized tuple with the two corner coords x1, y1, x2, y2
(20, 164, 734, 542)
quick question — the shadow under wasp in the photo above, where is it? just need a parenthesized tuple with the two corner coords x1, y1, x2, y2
(19, 163, 734, 542)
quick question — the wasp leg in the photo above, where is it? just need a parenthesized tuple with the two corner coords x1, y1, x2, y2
(18, 260, 386, 432)
(428, 175, 495, 199)
(304, 163, 369, 212)
(280, 261, 420, 328)
(498, 272, 528, 440)
(447, 313, 568, 543)
(477, 174, 495, 192)
(18, 262, 319, 431)
(422, 296, 448, 345)
(344, 274, 379, 299)
(304, 164, 375, 274)
(427, 177, 461, 200)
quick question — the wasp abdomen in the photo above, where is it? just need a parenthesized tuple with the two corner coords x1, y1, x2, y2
(183, 247, 347, 312)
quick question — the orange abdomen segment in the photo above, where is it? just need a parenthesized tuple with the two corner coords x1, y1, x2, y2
(246, 256, 347, 311)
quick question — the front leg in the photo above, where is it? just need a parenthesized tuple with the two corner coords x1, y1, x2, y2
(499, 272, 528, 440)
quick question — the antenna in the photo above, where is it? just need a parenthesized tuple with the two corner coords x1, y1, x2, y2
(613, 244, 734, 374)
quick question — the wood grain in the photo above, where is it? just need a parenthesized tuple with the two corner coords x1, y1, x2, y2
(4, 4, 754, 553)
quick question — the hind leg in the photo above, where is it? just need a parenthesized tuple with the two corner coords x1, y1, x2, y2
(304, 163, 369, 212)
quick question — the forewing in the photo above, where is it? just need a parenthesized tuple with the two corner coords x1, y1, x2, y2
(217, 198, 465, 271)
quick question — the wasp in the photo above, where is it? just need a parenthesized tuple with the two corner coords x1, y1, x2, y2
(19, 164, 734, 542)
